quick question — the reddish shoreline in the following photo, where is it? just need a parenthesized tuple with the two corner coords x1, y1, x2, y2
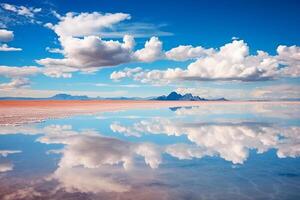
(0, 100, 299, 125)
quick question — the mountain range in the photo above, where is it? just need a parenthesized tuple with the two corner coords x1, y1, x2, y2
(153, 92, 227, 101)
(0, 92, 227, 101)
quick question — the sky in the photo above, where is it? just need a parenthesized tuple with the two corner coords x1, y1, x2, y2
(0, 0, 299, 100)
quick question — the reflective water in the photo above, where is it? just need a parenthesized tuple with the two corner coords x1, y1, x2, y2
(0, 103, 300, 199)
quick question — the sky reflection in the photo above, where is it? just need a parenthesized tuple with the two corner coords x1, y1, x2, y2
(0, 103, 299, 199)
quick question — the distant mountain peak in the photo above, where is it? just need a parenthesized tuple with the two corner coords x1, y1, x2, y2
(50, 93, 89, 100)
(153, 91, 227, 101)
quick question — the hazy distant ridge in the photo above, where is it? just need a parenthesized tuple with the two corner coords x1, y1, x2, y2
(153, 92, 227, 101)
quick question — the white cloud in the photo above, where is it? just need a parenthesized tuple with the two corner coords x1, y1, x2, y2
(46, 12, 130, 38)
(1, 3, 41, 18)
(41, 11, 299, 82)
(38, 12, 167, 75)
(252, 85, 300, 100)
(0, 65, 41, 78)
(133, 37, 164, 62)
(165, 45, 214, 61)
(0, 29, 22, 51)
(37, 34, 166, 74)
(111, 40, 300, 83)
(45, 11, 172, 39)
(110, 67, 142, 81)
(45, 47, 63, 54)
(37, 35, 135, 70)
(0, 66, 40, 89)
(277, 45, 300, 77)
(41, 65, 76, 78)
(0, 29, 13, 42)
(0, 44, 22, 51)
(0, 78, 30, 89)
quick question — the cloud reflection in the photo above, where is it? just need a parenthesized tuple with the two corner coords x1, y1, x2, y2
(0, 150, 21, 173)
(171, 103, 300, 119)
(111, 119, 300, 164)
(31, 125, 162, 193)
(0, 162, 13, 173)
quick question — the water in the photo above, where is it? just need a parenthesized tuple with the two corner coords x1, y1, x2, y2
(0, 103, 300, 199)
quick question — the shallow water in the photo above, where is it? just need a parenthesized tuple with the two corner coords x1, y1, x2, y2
(0, 103, 300, 200)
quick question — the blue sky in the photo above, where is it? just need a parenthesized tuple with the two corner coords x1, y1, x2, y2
(0, 0, 299, 99)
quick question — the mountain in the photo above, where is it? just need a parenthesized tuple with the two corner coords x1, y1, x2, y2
(0, 92, 227, 101)
(153, 91, 228, 101)
(49, 93, 89, 100)
(0, 97, 41, 100)
(0, 94, 149, 100)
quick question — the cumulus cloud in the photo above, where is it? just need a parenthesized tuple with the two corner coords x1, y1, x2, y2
(37, 12, 169, 75)
(0, 66, 41, 89)
(0, 29, 13, 42)
(0, 3, 42, 27)
(110, 67, 142, 81)
(36, 35, 166, 74)
(111, 40, 300, 83)
(133, 37, 164, 62)
(165, 45, 214, 61)
(0, 29, 21, 51)
(37, 35, 135, 69)
(276, 45, 300, 77)
(1, 3, 41, 18)
(0, 65, 42, 78)
(0, 44, 22, 51)
(46, 12, 130, 38)
(0, 78, 30, 90)
(41, 11, 300, 82)
(45, 47, 63, 54)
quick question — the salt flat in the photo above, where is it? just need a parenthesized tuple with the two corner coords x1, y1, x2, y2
(1, 100, 299, 126)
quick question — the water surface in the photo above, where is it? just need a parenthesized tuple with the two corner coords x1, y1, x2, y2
(0, 103, 299, 199)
